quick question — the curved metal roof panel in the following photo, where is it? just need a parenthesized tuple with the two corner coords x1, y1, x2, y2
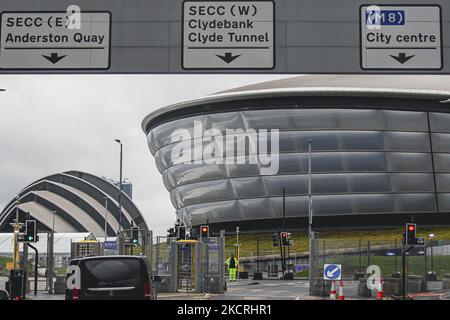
(142, 75, 450, 133)
(0, 171, 148, 236)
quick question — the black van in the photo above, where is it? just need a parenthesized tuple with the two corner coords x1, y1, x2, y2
(65, 255, 158, 300)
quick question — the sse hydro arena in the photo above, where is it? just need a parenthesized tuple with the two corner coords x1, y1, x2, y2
(142, 75, 450, 234)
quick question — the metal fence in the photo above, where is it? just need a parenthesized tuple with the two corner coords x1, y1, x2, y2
(309, 238, 450, 280)
(236, 238, 450, 282)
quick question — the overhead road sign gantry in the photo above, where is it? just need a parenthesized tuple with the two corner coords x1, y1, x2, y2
(0, 0, 450, 74)
(360, 5, 442, 70)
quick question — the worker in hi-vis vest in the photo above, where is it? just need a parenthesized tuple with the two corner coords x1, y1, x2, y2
(226, 254, 238, 281)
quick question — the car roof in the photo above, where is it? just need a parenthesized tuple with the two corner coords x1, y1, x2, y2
(72, 255, 146, 262)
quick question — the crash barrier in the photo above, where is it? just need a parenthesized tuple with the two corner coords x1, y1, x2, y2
(53, 276, 66, 294)
(383, 275, 427, 296)
(357, 278, 372, 297)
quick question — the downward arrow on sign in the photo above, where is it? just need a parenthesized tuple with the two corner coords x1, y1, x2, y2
(389, 53, 415, 64)
(42, 53, 67, 64)
(216, 52, 241, 64)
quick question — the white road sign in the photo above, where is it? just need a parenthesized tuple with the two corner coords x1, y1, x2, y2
(360, 5, 442, 70)
(182, 1, 274, 69)
(0, 11, 111, 69)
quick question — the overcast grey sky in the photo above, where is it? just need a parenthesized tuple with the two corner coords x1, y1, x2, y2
(0, 75, 289, 235)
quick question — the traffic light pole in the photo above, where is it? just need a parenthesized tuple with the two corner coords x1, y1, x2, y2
(402, 245, 413, 299)
(278, 231, 285, 278)
(280, 188, 287, 278)
(27, 243, 38, 296)
(47, 231, 54, 294)
(10, 196, 22, 271)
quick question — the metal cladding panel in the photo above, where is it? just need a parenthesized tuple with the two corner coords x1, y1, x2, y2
(146, 102, 450, 228)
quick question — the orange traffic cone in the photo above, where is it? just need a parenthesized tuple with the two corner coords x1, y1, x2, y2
(376, 278, 384, 300)
(329, 281, 337, 300)
(338, 280, 345, 300)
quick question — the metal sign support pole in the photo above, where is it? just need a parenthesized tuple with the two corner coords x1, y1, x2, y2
(402, 245, 413, 299)
(27, 243, 38, 296)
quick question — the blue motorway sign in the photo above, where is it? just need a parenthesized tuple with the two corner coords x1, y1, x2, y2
(104, 240, 117, 250)
(294, 264, 309, 273)
(365, 9, 405, 26)
(323, 264, 342, 280)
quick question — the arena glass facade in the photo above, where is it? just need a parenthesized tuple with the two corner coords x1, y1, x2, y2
(142, 76, 450, 233)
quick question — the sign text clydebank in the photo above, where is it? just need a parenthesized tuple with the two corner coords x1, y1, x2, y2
(182, 1, 274, 69)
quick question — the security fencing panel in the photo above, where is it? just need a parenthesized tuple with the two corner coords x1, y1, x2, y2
(154, 236, 171, 276)
(154, 237, 178, 293)
(198, 237, 225, 294)
(177, 242, 195, 292)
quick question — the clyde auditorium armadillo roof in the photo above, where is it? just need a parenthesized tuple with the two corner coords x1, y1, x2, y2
(0, 171, 148, 236)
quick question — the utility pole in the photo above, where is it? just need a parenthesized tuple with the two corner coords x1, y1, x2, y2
(236, 226, 240, 279)
(104, 197, 109, 242)
(10, 196, 22, 270)
(47, 210, 56, 294)
(115, 139, 123, 233)
(402, 245, 410, 299)
(27, 243, 38, 296)
(280, 188, 286, 278)
(308, 140, 313, 240)
(307, 139, 316, 295)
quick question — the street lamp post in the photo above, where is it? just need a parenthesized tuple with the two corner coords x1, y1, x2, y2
(11, 196, 21, 270)
(104, 197, 109, 242)
(47, 210, 56, 294)
(115, 139, 123, 233)
(236, 226, 240, 279)
(308, 140, 313, 238)
(307, 139, 315, 295)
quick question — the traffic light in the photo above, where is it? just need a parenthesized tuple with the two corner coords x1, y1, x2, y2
(271, 232, 279, 247)
(131, 227, 139, 245)
(178, 225, 186, 240)
(25, 220, 37, 242)
(406, 223, 417, 245)
(200, 225, 209, 238)
(280, 232, 289, 246)
(167, 227, 175, 238)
